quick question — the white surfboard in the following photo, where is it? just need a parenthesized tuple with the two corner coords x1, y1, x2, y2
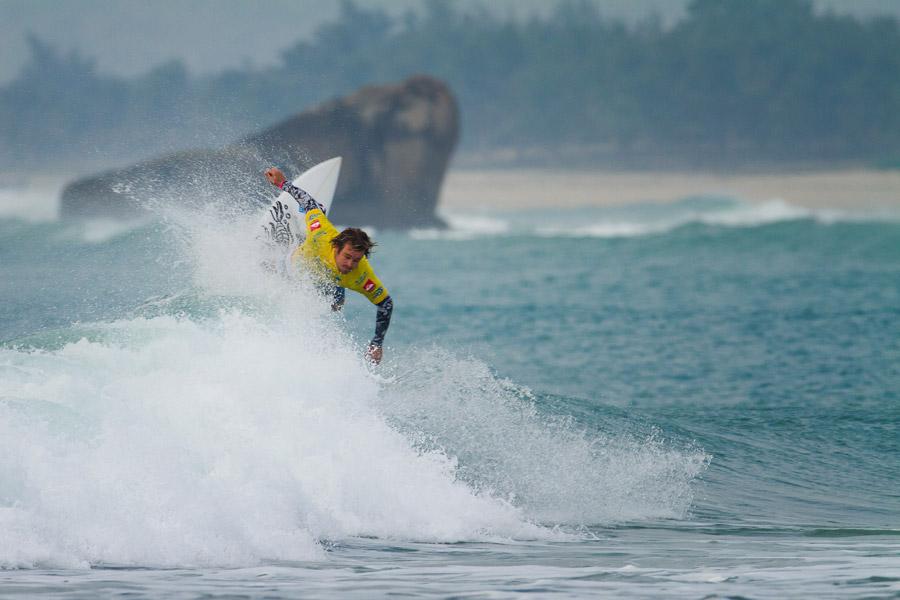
(258, 157, 342, 270)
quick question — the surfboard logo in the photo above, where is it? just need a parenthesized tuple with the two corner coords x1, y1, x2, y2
(363, 279, 376, 292)
(309, 219, 321, 231)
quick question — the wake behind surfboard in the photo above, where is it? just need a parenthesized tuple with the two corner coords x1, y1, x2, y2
(257, 157, 342, 272)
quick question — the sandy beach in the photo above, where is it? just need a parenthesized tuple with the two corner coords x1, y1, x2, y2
(439, 168, 900, 211)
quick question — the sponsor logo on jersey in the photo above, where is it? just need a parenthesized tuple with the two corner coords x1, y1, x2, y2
(373, 287, 384, 299)
(363, 279, 376, 292)
(354, 274, 367, 285)
(309, 219, 321, 231)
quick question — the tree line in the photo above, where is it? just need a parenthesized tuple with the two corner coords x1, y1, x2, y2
(2, 0, 898, 170)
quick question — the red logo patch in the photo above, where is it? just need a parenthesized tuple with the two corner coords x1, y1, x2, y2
(363, 279, 376, 292)
(309, 219, 321, 231)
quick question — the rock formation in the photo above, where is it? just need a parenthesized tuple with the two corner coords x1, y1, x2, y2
(60, 76, 459, 228)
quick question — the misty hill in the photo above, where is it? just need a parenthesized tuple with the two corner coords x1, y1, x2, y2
(1, 0, 898, 171)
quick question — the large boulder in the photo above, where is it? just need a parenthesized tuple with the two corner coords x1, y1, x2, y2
(60, 75, 459, 228)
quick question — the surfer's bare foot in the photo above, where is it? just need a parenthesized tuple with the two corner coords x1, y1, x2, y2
(265, 167, 286, 187)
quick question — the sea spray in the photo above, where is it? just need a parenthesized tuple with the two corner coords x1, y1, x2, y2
(375, 347, 710, 525)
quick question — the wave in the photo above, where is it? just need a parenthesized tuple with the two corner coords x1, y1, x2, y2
(0, 308, 707, 569)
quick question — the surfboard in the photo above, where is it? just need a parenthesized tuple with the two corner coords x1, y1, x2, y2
(258, 156, 342, 271)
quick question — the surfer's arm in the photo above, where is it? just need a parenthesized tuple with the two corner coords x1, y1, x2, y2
(371, 296, 393, 348)
(281, 180, 326, 214)
(265, 166, 325, 213)
(365, 296, 392, 365)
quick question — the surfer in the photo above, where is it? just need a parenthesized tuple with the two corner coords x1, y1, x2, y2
(265, 167, 393, 365)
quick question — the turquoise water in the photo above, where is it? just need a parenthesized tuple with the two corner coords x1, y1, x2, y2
(1, 191, 898, 598)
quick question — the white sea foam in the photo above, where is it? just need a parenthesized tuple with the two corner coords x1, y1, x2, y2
(535, 220, 673, 238)
(695, 198, 811, 226)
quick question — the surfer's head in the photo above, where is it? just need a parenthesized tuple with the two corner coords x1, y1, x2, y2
(331, 228, 376, 274)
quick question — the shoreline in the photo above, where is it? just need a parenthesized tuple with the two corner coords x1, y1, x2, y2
(439, 168, 900, 211)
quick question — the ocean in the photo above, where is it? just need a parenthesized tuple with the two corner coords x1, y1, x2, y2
(0, 184, 898, 598)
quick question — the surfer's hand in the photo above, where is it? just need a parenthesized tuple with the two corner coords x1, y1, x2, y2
(265, 167, 286, 188)
(366, 344, 383, 365)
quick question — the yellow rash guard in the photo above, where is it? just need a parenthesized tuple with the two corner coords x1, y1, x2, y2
(290, 207, 389, 305)
(280, 178, 393, 348)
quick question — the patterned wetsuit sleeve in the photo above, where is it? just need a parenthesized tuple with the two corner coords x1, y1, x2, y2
(371, 296, 393, 348)
(281, 181, 325, 214)
(332, 286, 346, 310)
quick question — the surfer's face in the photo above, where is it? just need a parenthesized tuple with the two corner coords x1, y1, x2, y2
(334, 243, 365, 274)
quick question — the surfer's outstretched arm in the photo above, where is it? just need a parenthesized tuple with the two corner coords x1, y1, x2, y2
(368, 296, 393, 363)
(265, 167, 325, 213)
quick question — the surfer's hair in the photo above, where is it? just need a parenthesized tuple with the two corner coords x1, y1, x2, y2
(331, 228, 376, 257)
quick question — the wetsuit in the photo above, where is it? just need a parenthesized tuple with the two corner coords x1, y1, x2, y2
(280, 180, 393, 349)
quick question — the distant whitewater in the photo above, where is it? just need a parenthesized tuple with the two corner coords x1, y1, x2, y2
(416, 196, 900, 240)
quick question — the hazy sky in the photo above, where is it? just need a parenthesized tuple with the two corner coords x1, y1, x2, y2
(2, 0, 898, 84)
